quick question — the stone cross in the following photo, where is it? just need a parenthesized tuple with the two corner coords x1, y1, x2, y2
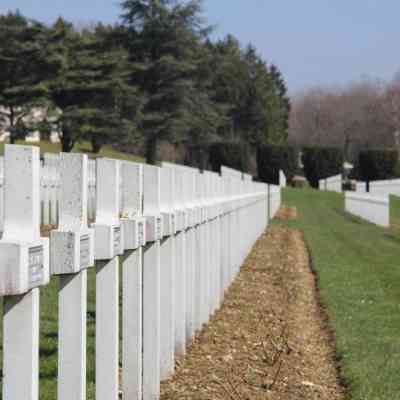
(121, 161, 146, 250)
(0, 145, 49, 295)
(92, 158, 124, 260)
(50, 153, 94, 274)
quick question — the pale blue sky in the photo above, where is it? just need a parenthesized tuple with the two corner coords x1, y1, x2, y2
(1, 0, 399, 93)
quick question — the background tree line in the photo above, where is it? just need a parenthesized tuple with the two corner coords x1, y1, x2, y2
(289, 76, 400, 164)
(0, 0, 290, 169)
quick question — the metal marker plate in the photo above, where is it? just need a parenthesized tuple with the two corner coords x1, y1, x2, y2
(156, 217, 162, 240)
(80, 234, 90, 268)
(114, 226, 121, 253)
(171, 213, 176, 234)
(29, 245, 44, 287)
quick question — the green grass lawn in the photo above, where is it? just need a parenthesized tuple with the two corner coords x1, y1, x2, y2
(276, 188, 400, 400)
(0, 140, 145, 163)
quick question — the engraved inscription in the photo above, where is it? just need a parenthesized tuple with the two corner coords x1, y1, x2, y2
(171, 214, 176, 233)
(29, 245, 44, 287)
(80, 234, 90, 268)
(114, 226, 121, 253)
(156, 217, 162, 239)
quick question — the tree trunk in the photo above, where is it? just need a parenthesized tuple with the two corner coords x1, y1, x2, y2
(9, 107, 16, 144)
(61, 126, 74, 152)
(343, 134, 350, 162)
(184, 146, 196, 168)
(145, 137, 158, 165)
(198, 147, 207, 171)
(91, 135, 103, 154)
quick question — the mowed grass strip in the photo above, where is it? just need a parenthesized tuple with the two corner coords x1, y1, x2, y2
(276, 188, 400, 400)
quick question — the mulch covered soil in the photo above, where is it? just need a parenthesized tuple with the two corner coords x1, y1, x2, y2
(161, 225, 344, 400)
(275, 206, 298, 221)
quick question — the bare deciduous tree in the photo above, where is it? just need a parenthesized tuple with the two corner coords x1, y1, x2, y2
(289, 78, 395, 162)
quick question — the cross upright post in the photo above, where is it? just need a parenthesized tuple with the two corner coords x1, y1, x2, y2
(50, 153, 94, 400)
(92, 158, 124, 400)
(0, 144, 50, 400)
(142, 164, 162, 400)
(120, 161, 146, 400)
(159, 166, 176, 379)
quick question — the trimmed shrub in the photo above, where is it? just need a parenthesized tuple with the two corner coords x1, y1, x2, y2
(358, 149, 398, 181)
(302, 147, 343, 188)
(256, 145, 297, 185)
(208, 141, 250, 173)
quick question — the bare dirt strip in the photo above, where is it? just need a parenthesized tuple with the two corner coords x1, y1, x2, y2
(161, 224, 344, 400)
(275, 205, 298, 221)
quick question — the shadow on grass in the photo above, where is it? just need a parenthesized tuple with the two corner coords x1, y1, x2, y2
(39, 370, 57, 380)
(383, 232, 400, 245)
(40, 346, 57, 358)
(332, 208, 363, 224)
(45, 332, 58, 339)
(87, 310, 96, 321)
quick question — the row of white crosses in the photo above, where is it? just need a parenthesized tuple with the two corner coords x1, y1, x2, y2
(269, 183, 282, 220)
(0, 156, 4, 232)
(0, 144, 275, 400)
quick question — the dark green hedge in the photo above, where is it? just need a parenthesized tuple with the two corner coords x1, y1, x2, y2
(358, 149, 398, 181)
(302, 147, 343, 188)
(256, 145, 297, 185)
(208, 141, 250, 173)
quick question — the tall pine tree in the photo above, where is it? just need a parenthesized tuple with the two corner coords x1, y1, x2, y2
(0, 11, 50, 143)
(46, 18, 139, 152)
(120, 0, 208, 164)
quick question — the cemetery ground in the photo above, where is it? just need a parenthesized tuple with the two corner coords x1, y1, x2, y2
(276, 189, 400, 400)
(161, 222, 343, 399)
(0, 188, 400, 399)
(161, 189, 400, 400)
